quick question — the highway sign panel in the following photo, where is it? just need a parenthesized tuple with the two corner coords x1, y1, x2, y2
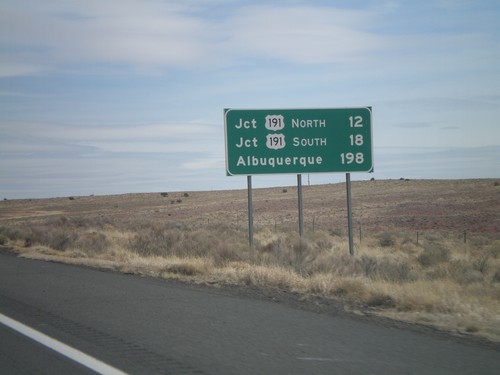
(224, 107, 373, 175)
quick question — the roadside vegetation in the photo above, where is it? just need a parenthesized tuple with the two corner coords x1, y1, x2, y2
(1, 214, 499, 342)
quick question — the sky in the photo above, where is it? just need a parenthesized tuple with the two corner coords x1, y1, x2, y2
(1, 0, 499, 199)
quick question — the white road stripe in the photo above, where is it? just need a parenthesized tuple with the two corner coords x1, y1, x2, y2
(0, 312, 128, 375)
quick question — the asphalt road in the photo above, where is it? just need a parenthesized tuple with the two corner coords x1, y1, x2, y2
(0, 252, 499, 375)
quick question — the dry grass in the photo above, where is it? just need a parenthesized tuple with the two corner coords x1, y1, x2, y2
(1, 179, 499, 342)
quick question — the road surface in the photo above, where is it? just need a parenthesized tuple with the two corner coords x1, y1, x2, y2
(0, 252, 499, 374)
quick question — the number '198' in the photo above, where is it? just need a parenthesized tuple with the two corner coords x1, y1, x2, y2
(341, 152, 364, 164)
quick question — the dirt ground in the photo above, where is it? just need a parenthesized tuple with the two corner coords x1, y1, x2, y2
(2, 179, 499, 236)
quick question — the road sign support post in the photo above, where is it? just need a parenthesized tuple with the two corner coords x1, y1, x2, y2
(247, 176, 254, 256)
(297, 174, 304, 237)
(346, 173, 354, 256)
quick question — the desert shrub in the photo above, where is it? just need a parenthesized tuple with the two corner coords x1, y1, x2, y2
(211, 244, 242, 266)
(129, 226, 182, 257)
(256, 234, 318, 274)
(455, 268, 485, 284)
(484, 240, 500, 259)
(366, 293, 396, 308)
(129, 224, 242, 264)
(307, 252, 360, 276)
(0, 226, 24, 241)
(19, 219, 79, 251)
(359, 254, 415, 282)
(306, 246, 417, 282)
(492, 270, 500, 283)
(308, 230, 335, 251)
(425, 264, 450, 280)
(52, 232, 77, 250)
(445, 260, 484, 284)
(75, 232, 109, 255)
(8, 216, 113, 252)
(469, 235, 490, 247)
(360, 254, 378, 276)
(401, 234, 415, 246)
(165, 221, 185, 230)
(417, 243, 450, 267)
(378, 232, 395, 247)
(180, 229, 234, 260)
(292, 238, 312, 262)
(473, 253, 491, 274)
(0, 235, 7, 245)
(329, 228, 344, 237)
(69, 216, 110, 229)
(163, 262, 204, 276)
(422, 232, 446, 243)
(330, 278, 372, 303)
(379, 258, 415, 282)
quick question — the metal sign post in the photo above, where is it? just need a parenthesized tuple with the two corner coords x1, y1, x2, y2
(297, 174, 304, 237)
(247, 175, 254, 256)
(346, 173, 354, 256)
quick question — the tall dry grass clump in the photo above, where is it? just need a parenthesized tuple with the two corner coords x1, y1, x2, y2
(0, 216, 112, 255)
(128, 222, 245, 265)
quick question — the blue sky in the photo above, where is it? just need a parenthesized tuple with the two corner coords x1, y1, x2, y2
(1, 0, 499, 199)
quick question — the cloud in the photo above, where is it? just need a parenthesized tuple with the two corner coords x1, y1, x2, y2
(0, 0, 215, 72)
(375, 145, 500, 179)
(0, 121, 221, 157)
(3, 0, 496, 78)
(393, 122, 432, 129)
(181, 156, 224, 171)
(0, 1, 395, 76)
(3, 121, 214, 141)
(222, 5, 388, 64)
(0, 64, 47, 78)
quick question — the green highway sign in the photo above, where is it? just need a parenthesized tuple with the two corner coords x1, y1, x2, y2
(224, 107, 373, 175)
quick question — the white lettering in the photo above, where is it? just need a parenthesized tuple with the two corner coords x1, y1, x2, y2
(236, 155, 324, 168)
(236, 137, 258, 148)
(235, 118, 257, 129)
(292, 137, 327, 147)
(291, 119, 326, 128)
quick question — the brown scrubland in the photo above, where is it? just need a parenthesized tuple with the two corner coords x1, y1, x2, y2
(1, 179, 499, 342)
